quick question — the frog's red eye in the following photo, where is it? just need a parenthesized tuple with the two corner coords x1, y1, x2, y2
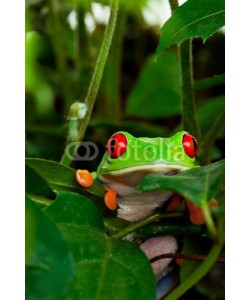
(107, 133, 128, 158)
(182, 133, 198, 158)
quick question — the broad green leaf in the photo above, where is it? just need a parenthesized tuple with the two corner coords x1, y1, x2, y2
(25, 196, 75, 299)
(125, 52, 181, 118)
(25, 158, 106, 200)
(137, 160, 225, 206)
(157, 0, 225, 55)
(58, 224, 156, 300)
(45, 192, 104, 231)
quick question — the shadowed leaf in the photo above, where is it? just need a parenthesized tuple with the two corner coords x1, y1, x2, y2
(137, 160, 225, 206)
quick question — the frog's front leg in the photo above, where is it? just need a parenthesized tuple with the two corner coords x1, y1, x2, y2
(76, 169, 118, 210)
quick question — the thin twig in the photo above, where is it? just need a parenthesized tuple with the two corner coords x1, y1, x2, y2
(60, 0, 119, 166)
(150, 252, 225, 264)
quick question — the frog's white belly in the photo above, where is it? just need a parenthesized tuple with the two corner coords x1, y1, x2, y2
(103, 182, 174, 221)
(99, 163, 188, 222)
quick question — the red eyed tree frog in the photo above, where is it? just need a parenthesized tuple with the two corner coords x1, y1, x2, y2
(76, 131, 217, 279)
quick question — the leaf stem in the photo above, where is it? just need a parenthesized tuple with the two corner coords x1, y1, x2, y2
(77, 0, 119, 141)
(60, 0, 119, 166)
(202, 202, 218, 240)
(179, 39, 200, 139)
(168, 0, 200, 139)
(110, 212, 184, 239)
(111, 213, 162, 239)
(150, 252, 225, 264)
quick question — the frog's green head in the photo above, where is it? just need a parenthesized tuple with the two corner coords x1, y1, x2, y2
(97, 131, 198, 184)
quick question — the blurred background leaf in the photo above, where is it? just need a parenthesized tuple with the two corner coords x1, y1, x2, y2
(125, 51, 181, 118)
(26, 1, 225, 298)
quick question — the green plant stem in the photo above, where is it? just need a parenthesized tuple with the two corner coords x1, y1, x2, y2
(60, 0, 119, 167)
(110, 212, 183, 239)
(164, 240, 223, 300)
(168, 0, 200, 139)
(150, 252, 225, 263)
(202, 201, 218, 240)
(48, 0, 72, 115)
(78, 0, 119, 140)
(111, 213, 162, 239)
(179, 39, 200, 139)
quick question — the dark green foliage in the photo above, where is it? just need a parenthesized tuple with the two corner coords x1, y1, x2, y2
(138, 160, 225, 206)
(26, 0, 225, 299)
(126, 52, 182, 118)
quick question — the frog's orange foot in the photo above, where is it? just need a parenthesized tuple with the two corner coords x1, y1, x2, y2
(184, 198, 218, 225)
(166, 194, 181, 212)
(104, 188, 117, 211)
(76, 169, 94, 187)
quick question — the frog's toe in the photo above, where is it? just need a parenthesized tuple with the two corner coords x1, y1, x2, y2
(104, 188, 117, 211)
(166, 194, 181, 212)
(184, 198, 219, 225)
(76, 169, 94, 187)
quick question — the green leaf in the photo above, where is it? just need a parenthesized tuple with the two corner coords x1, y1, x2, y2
(26, 193, 54, 208)
(45, 192, 104, 231)
(157, 0, 225, 56)
(194, 74, 225, 91)
(26, 164, 55, 199)
(137, 160, 225, 206)
(25, 158, 106, 199)
(196, 96, 225, 137)
(25, 196, 75, 299)
(125, 52, 181, 118)
(58, 224, 156, 299)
